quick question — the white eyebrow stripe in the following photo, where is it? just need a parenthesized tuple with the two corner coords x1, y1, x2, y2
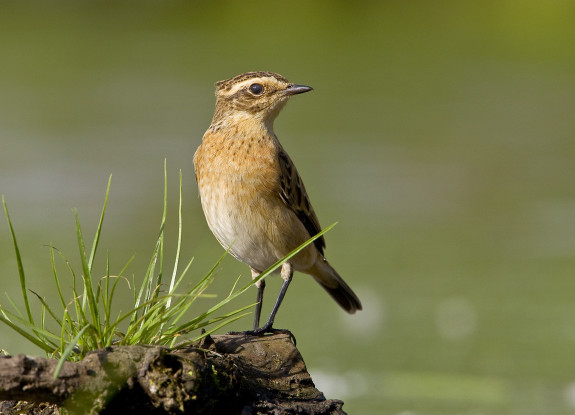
(221, 77, 285, 97)
(225, 78, 264, 96)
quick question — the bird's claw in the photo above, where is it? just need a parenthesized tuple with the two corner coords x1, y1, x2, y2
(228, 327, 297, 345)
(248, 327, 297, 345)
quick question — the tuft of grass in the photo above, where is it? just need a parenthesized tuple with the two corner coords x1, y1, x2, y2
(0, 162, 332, 378)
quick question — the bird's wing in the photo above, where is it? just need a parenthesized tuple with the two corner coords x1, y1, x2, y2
(278, 149, 326, 255)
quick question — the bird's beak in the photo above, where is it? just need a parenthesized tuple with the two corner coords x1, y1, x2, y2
(284, 84, 313, 96)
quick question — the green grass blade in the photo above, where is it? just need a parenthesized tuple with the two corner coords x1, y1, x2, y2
(49, 246, 67, 311)
(3, 292, 25, 320)
(0, 311, 57, 353)
(74, 210, 102, 340)
(134, 161, 167, 322)
(166, 169, 183, 308)
(154, 159, 168, 297)
(0, 307, 62, 344)
(2, 197, 34, 326)
(172, 303, 254, 336)
(88, 175, 111, 271)
(60, 308, 72, 357)
(53, 324, 92, 379)
(29, 290, 62, 327)
(134, 220, 164, 316)
(170, 257, 194, 294)
(102, 252, 111, 329)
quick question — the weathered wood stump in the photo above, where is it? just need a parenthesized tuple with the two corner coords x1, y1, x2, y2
(0, 332, 347, 414)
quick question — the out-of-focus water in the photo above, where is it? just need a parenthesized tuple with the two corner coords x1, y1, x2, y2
(2, 2, 575, 413)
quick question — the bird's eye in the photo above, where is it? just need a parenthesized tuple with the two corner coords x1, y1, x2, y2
(249, 83, 264, 95)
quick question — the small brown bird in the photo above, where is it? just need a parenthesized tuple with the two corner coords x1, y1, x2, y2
(194, 71, 361, 334)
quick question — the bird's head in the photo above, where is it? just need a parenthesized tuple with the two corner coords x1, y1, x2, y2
(212, 71, 312, 127)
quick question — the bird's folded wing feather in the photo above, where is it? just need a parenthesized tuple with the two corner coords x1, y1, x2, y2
(278, 149, 326, 255)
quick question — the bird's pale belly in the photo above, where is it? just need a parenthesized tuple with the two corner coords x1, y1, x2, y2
(199, 180, 315, 273)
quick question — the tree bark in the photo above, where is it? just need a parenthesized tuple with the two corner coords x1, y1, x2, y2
(0, 332, 347, 415)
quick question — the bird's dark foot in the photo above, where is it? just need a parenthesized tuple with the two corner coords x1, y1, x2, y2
(246, 326, 297, 345)
(227, 327, 296, 345)
(246, 321, 274, 335)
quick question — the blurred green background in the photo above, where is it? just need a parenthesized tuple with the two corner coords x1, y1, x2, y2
(1, 1, 575, 414)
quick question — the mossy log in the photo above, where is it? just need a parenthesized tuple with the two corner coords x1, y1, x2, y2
(0, 332, 347, 415)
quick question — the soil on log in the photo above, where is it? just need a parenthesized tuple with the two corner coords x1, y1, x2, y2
(0, 332, 347, 415)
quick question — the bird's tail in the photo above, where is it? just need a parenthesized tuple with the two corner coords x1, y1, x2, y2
(309, 260, 362, 313)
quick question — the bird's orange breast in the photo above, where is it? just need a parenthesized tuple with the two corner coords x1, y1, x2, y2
(194, 125, 281, 196)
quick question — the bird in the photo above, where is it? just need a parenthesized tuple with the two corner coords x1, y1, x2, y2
(193, 71, 362, 334)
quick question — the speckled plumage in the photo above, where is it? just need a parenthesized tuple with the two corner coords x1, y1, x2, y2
(194, 72, 361, 332)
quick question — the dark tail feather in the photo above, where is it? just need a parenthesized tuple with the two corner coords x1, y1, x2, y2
(311, 261, 362, 313)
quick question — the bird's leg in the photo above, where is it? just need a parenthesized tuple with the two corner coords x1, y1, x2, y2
(252, 268, 265, 330)
(250, 262, 293, 334)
